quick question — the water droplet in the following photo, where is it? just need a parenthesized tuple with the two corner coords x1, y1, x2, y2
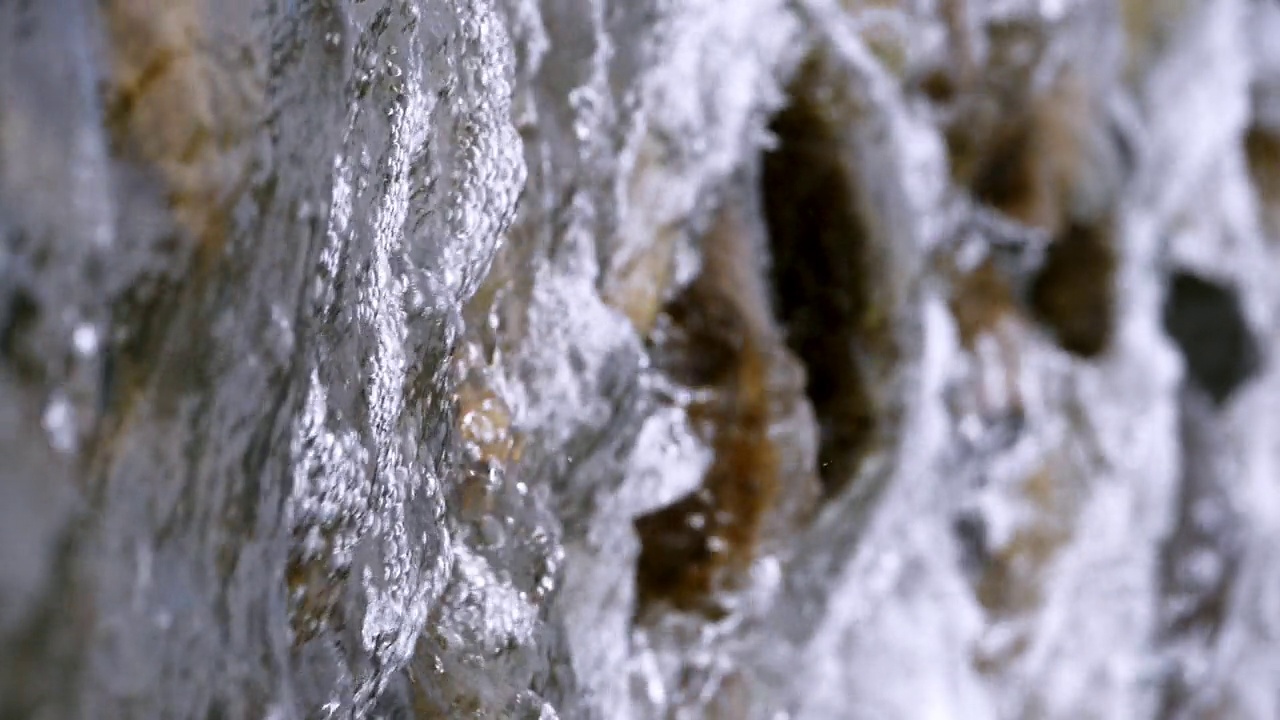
(537, 573, 556, 596)
(72, 323, 99, 357)
(42, 392, 77, 454)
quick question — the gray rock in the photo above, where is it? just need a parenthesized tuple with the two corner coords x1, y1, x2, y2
(3, 0, 1280, 717)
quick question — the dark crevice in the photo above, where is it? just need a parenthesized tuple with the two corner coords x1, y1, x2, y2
(953, 510, 989, 577)
(971, 115, 1045, 226)
(0, 289, 43, 382)
(936, 19, 1059, 229)
(1245, 124, 1280, 210)
(1028, 219, 1117, 358)
(1162, 271, 1260, 406)
(761, 68, 881, 497)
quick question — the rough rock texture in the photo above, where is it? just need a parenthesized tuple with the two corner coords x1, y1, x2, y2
(4, 0, 1280, 717)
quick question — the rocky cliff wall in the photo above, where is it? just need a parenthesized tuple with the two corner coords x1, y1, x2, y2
(4, 0, 1280, 717)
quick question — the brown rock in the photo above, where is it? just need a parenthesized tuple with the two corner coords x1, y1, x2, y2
(1029, 219, 1117, 358)
(635, 199, 820, 612)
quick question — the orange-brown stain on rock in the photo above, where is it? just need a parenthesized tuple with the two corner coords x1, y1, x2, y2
(91, 0, 260, 453)
(285, 546, 350, 644)
(1246, 124, 1280, 241)
(968, 74, 1089, 235)
(455, 366, 522, 469)
(603, 137, 686, 336)
(635, 201, 820, 613)
(948, 258, 1019, 350)
(604, 225, 682, 337)
(634, 334, 780, 609)
(938, 55, 1119, 358)
(971, 463, 1081, 673)
(1120, 0, 1193, 81)
(100, 0, 256, 248)
(1245, 125, 1280, 199)
(452, 353, 526, 522)
(943, 253, 1029, 422)
(1029, 219, 1117, 358)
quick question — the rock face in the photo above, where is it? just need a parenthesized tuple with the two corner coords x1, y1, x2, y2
(4, 0, 1280, 717)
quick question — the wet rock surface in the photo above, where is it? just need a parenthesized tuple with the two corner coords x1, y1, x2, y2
(5, 0, 1280, 718)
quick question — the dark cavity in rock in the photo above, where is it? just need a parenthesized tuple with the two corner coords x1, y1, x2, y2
(1028, 220, 1117, 358)
(1161, 271, 1260, 406)
(761, 69, 879, 496)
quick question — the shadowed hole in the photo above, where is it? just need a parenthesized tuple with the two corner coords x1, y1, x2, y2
(1028, 220, 1117, 358)
(761, 71, 880, 497)
(1162, 271, 1260, 406)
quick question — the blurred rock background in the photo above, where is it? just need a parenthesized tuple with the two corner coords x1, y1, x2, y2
(3, 0, 1280, 717)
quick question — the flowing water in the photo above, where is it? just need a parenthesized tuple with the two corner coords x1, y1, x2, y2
(4, 0, 1280, 717)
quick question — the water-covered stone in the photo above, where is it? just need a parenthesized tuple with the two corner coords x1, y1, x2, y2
(5, 0, 1280, 717)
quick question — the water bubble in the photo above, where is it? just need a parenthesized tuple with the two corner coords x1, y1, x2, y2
(42, 392, 77, 454)
(72, 323, 99, 357)
(536, 573, 556, 597)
